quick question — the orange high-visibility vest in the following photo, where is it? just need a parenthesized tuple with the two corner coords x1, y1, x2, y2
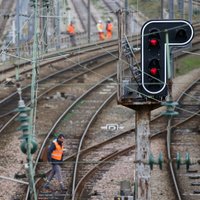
(106, 23, 113, 39)
(106, 23, 113, 32)
(99, 32, 105, 40)
(51, 141, 64, 161)
(67, 24, 75, 35)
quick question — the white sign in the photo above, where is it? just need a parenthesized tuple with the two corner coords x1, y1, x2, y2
(101, 124, 124, 131)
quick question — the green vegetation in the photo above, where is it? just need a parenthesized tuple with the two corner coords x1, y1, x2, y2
(176, 54, 200, 76)
(91, 0, 105, 14)
(129, 0, 200, 22)
(91, 0, 98, 5)
(129, 0, 161, 19)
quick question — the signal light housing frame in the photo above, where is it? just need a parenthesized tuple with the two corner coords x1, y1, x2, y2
(141, 20, 194, 98)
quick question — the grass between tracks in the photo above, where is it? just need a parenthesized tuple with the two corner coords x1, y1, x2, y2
(175, 54, 200, 76)
(129, 0, 162, 19)
(129, 0, 200, 20)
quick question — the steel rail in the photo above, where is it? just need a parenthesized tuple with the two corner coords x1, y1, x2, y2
(31, 49, 198, 198)
(25, 63, 119, 199)
(73, 146, 134, 200)
(166, 78, 200, 200)
(32, 75, 199, 199)
(0, 53, 118, 133)
(2, 22, 200, 199)
(71, 91, 116, 199)
(72, 78, 200, 199)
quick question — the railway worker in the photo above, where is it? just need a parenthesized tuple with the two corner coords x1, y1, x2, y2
(67, 21, 76, 47)
(106, 18, 113, 39)
(97, 20, 105, 41)
(43, 134, 66, 191)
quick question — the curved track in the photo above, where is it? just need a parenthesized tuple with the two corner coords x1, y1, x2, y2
(167, 78, 200, 200)
(0, 24, 200, 200)
(34, 54, 199, 200)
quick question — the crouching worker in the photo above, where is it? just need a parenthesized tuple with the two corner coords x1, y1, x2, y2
(43, 134, 66, 191)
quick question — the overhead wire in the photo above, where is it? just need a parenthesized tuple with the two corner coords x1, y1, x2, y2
(40, 40, 200, 117)
(35, 21, 200, 109)
(49, 43, 200, 117)
(1, 2, 200, 117)
(0, 5, 199, 200)
(0, 2, 199, 198)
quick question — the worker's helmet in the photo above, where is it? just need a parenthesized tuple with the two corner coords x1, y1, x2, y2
(107, 18, 111, 22)
(98, 20, 102, 23)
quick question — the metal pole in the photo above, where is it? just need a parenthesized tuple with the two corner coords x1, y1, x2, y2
(135, 107, 151, 200)
(29, 0, 39, 197)
(189, 0, 192, 23)
(182, 0, 184, 19)
(169, 0, 174, 19)
(16, 0, 20, 81)
(166, 31, 172, 80)
(56, 0, 61, 49)
(66, 7, 71, 26)
(43, 0, 48, 53)
(161, 0, 164, 19)
(125, 0, 128, 35)
(118, 9, 122, 92)
(178, 0, 184, 18)
(188, 0, 193, 48)
(87, 0, 91, 43)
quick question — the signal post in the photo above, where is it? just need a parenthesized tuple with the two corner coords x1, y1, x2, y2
(117, 15, 193, 200)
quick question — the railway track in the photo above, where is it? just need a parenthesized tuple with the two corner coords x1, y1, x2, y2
(0, 23, 199, 198)
(167, 78, 200, 200)
(0, 37, 127, 128)
(0, 38, 122, 83)
(0, 50, 118, 130)
(33, 77, 200, 200)
(0, 44, 120, 199)
(35, 71, 118, 200)
(34, 57, 199, 200)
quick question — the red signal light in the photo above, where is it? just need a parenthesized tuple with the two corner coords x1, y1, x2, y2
(150, 67, 158, 76)
(149, 38, 159, 46)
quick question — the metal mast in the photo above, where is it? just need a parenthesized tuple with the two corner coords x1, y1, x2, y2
(27, 0, 39, 198)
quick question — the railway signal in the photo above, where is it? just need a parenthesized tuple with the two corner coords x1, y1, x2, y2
(140, 20, 194, 99)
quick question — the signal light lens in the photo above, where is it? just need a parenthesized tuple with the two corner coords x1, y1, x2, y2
(175, 29, 187, 42)
(149, 38, 159, 47)
(150, 67, 158, 76)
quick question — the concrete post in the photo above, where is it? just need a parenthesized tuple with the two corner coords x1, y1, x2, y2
(135, 107, 151, 200)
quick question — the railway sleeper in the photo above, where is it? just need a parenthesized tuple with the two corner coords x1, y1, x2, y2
(114, 196, 134, 200)
(38, 192, 69, 200)
(189, 175, 200, 179)
(193, 190, 200, 194)
(187, 169, 198, 173)
(191, 182, 200, 186)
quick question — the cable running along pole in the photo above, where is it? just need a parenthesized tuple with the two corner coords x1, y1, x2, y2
(28, 0, 39, 199)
